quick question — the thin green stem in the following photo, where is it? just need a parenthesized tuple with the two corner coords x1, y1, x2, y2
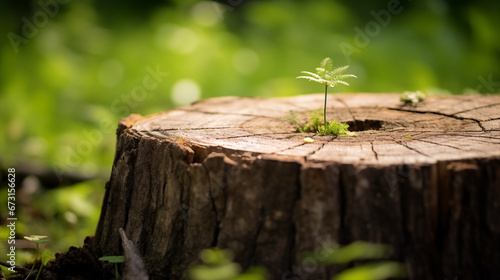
(35, 262, 43, 280)
(25, 243, 39, 280)
(115, 263, 119, 279)
(323, 84, 328, 127)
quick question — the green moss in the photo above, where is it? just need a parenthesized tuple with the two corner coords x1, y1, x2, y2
(400, 91, 426, 105)
(288, 110, 356, 136)
(319, 119, 356, 136)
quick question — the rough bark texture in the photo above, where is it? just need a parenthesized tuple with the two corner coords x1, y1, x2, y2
(93, 94, 500, 280)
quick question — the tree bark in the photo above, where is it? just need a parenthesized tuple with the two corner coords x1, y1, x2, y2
(93, 93, 500, 280)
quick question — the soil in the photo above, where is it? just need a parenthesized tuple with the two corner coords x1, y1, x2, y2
(5, 237, 115, 280)
(2, 236, 172, 280)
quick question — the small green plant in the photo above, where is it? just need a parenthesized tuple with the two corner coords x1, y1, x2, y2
(23, 235, 50, 280)
(98, 256, 125, 279)
(288, 109, 356, 136)
(297, 57, 357, 134)
(189, 248, 267, 280)
(400, 91, 425, 105)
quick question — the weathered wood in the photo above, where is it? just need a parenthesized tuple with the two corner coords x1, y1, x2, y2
(93, 93, 500, 279)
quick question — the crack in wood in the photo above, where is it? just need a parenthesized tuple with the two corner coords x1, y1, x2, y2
(335, 97, 356, 121)
(202, 163, 221, 248)
(477, 121, 486, 131)
(249, 208, 266, 264)
(216, 132, 294, 140)
(451, 102, 500, 115)
(397, 140, 432, 158)
(370, 141, 379, 160)
(414, 139, 461, 150)
(439, 134, 500, 146)
(446, 133, 500, 140)
(388, 107, 486, 131)
(275, 142, 307, 154)
(306, 142, 326, 159)
(456, 136, 500, 145)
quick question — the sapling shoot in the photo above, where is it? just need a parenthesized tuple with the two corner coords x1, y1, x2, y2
(99, 256, 125, 279)
(297, 57, 357, 130)
(23, 235, 50, 280)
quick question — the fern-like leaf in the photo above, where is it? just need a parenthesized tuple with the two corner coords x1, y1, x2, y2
(297, 57, 357, 88)
(319, 57, 334, 72)
(299, 71, 323, 80)
(330, 65, 350, 76)
(296, 76, 325, 84)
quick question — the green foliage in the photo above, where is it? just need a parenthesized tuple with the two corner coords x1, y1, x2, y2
(191, 242, 404, 280)
(296, 57, 357, 88)
(304, 241, 406, 280)
(334, 262, 406, 280)
(189, 248, 267, 280)
(319, 120, 356, 137)
(297, 109, 323, 133)
(311, 241, 391, 265)
(0, 180, 104, 275)
(400, 91, 426, 105)
(98, 256, 125, 263)
(23, 235, 50, 244)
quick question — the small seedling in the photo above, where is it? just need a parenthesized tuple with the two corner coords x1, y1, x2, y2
(23, 235, 50, 280)
(99, 256, 125, 279)
(400, 91, 425, 105)
(297, 57, 357, 134)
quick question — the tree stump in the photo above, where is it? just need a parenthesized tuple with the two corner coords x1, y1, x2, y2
(93, 93, 500, 280)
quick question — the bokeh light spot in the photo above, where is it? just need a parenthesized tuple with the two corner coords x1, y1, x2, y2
(171, 79, 201, 106)
(191, 1, 221, 27)
(156, 24, 199, 54)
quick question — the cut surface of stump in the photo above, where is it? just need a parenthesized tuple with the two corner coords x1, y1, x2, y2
(94, 93, 500, 280)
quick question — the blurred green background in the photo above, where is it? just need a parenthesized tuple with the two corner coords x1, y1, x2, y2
(1, 0, 499, 270)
